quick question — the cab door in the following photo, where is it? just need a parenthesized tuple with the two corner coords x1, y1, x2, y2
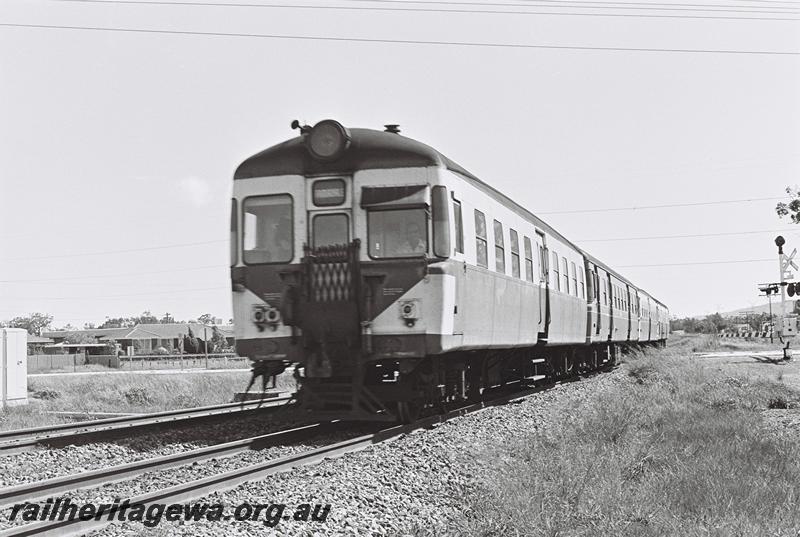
(451, 193, 465, 337)
(306, 177, 352, 249)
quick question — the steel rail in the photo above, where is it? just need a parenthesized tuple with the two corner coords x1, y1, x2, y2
(0, 422, 331, 509)
(0, 379, 579, 537)
(0, 397, 293, 456)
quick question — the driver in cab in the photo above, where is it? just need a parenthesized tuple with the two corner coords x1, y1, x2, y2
(396, 222, 426, 255)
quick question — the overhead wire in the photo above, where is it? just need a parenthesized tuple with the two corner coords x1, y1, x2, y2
(619, 258, 773, 267)
(0, 239, 227, 262)
(353, 0, 800, 9)
(53, 0, 800, 15)
(0, 264, 228, 283)
(1, 286, 229, 301)
(538, 196, 785, 214)
(47, 0, 800, 21)
(462, 0, 800, 8)
(3, 23, 799, 55)
(576, 228, 797, 242)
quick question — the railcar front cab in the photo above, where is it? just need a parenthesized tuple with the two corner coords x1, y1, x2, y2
(230, 120, 457, 419)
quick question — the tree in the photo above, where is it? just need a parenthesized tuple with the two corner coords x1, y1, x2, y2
(64, 331, 97, 344)
(776, 187, 800, 223)
(705, 312, 730, 333)
(98, 311, 158, 329)
(160, 313, 175, 324)
(197, 313, 214, 325)
(8, 313, 53, 336)
(99, 317, 135, 329)
(131, 311, 158, 325)
(83, 322, 96, 329)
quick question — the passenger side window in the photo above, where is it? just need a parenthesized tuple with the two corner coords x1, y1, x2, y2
(578, 267, 585, 299)
(587, 269, 595, 300)
(552, 251, 560, 291)
(523, 237, 534, 282)
(570, 262, 578, 297)
(561, 257, 569, 294)
(602, 279, 607, 305)
(474, 210, 488, 268)
(538, 244, 546, 281)
(494, 220, 505, 274)
(510, 229, 520, 278)
(453, 198, 464, 254)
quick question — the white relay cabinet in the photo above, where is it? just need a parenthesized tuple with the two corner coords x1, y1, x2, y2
(1, 328, 28, 408)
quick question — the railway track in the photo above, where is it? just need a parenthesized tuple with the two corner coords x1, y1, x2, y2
(0, 367, 612, 537)
(0, 397, 293, 456)
(0, 422, 333, 509)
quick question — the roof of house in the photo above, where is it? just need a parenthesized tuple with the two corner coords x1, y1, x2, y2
(43, 323, 219, 342)
(27, 334, 54, 344)
(98, 323, 214, 341)
(45, 343, 108, 348)
(216, 325, 235, 337)
(42, 328, 128, 339)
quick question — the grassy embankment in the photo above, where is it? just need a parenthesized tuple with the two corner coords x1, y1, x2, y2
(458, 337, 800, 536)
(0, 370, 296, 432)
(669, 332, 783, 354)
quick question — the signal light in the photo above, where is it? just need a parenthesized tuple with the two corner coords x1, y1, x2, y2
(789, 283, 796, 297)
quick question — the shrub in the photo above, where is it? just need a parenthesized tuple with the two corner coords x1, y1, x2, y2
(123, 387, 154, 406)
(31, 388, 60, 400)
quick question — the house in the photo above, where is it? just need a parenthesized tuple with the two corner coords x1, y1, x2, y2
(26, 333, 54, 354)
(43, 323, 232, 355)
(102, 323, 216, 354)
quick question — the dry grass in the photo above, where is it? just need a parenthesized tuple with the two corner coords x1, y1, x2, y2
(0, 405, 76, 433)
(0, 369, 296, 432)
(456, 347, 800, 536)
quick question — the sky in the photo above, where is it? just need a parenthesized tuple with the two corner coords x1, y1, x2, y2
(1, 0, 799, 328)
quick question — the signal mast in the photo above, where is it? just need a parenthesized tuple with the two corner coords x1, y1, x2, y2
(775, 235, 797, 360)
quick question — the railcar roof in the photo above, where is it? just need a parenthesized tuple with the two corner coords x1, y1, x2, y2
(235, 127, 579, 248)
(234, 128, 478, 181)
(235, 126, 665, 309)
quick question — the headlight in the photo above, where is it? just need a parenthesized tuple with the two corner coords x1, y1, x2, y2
(253, 305, 280, 327)
(306, 120, 351, 161)
(252, 306, 267, 323)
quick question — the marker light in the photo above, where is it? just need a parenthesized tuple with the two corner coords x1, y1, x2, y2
(307, 120, 351, 161)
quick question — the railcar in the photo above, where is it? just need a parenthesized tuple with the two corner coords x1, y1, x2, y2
(230, 120, 668, 422)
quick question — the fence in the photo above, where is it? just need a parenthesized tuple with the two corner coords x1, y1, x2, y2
(28, 353, 246, 372)
(718, 332, 774, 339)
(27, 354, 85, 372)
(117, 353, 246, 370)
